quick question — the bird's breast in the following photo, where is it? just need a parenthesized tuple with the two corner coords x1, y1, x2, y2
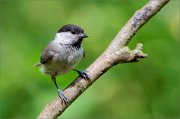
(41, 46, 84, 76)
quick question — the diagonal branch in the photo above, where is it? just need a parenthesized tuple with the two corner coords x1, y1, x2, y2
(37, 0, 170, 118)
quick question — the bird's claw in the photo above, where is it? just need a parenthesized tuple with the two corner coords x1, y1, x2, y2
(79, 71, 90, 80)
(74, 70, 90, 80)
(58, 89, 68, 105)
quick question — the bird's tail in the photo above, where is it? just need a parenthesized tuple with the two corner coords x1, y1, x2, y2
(34, 62, 41, 67)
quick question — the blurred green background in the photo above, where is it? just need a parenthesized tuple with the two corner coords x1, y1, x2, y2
(0, 0, 179, 118)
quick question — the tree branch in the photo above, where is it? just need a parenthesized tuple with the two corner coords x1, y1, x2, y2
(37, 0, 170, 118)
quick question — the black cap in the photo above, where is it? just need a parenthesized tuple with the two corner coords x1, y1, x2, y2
(57, 24, 84, 34)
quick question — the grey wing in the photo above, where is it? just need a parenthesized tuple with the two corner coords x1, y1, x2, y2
(40, 47, 55, 64)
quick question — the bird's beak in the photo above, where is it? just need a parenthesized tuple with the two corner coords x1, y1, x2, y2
(81, 34, 89, 38)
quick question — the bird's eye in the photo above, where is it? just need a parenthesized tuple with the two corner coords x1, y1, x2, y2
(71, 31, 75, 34)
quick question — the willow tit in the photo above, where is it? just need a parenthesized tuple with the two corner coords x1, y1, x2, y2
(36, 24, 89, 104)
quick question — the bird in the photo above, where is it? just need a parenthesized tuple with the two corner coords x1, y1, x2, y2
(36, 24, 89, 104)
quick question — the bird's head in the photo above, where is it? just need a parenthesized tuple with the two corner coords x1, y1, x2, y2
(55, 24, 89, 46)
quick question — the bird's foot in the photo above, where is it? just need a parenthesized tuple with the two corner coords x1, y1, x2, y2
(73, 69, 90, 80)
(57, 89, 68, 105)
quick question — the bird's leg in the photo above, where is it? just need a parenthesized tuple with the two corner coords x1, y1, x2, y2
(51, 76, 68, 104)
(73, 69, 90, 80)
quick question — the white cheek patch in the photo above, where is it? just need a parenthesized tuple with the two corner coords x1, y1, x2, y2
(55, 32, 78, 44)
